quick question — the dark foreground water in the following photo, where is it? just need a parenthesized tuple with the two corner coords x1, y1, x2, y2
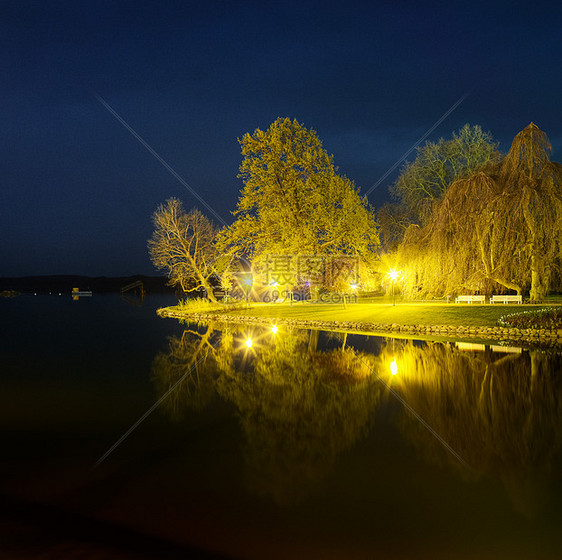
(1, 294, 562, 559)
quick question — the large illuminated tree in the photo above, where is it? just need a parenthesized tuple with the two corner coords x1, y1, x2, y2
(397, 124, 562, 300)
(217, 118, 379, 273)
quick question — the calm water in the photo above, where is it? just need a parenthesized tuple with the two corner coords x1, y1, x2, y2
(1, 294, 562, 559)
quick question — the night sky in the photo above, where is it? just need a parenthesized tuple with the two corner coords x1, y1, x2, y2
(2, 1, 561, 277)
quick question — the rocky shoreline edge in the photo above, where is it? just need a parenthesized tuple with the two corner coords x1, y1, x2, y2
(157, 308, 562, 346)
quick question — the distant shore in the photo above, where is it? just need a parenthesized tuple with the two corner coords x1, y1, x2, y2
(0, 274, 174, 294)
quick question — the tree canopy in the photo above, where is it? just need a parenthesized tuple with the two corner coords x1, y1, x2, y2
(396, 123, 562, 299)
(388, 124, 500, 227)
(217, 118, 379, 288)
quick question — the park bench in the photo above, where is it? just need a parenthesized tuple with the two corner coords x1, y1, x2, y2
(455, 295, 486, 304)
(490, 294, 522, 304)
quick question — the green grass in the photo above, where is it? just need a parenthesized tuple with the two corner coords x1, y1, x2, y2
(168, 298, 562, 328)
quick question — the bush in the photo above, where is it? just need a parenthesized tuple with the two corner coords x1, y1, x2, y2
(497, 308, 562, 329)
(176, 297, 247, 313)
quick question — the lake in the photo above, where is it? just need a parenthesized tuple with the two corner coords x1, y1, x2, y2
(1, 294, 562, 559)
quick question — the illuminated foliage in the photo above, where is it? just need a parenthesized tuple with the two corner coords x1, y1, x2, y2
(397, 124, 562, 299)
(217, 118, 379, 275)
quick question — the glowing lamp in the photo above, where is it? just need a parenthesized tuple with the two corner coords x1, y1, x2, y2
(245, 337, 253, 348)
(388, 269, 399, 306)
(271, 325, 279, 334)
(390, 358, 398, 376)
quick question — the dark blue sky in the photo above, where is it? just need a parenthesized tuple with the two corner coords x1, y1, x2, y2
(2, 0, 561, 276)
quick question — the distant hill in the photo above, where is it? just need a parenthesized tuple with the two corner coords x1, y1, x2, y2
(0, 275, 174, 294)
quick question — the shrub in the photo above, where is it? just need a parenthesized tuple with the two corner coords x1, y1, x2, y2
(176, 297, 247, 313)
(497, 308, 562, 329)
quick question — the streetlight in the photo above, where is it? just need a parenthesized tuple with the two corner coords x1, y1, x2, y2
(388, 269, 399, 306)
(243, 274, 253, 303)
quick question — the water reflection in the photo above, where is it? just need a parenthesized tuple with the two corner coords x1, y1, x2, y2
(152, 324, 381, 504)
(152, 327, 562, 516)
(375, 340, 562, 518)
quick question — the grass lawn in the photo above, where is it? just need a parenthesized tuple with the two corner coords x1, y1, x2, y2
(174, 299, 562, 328)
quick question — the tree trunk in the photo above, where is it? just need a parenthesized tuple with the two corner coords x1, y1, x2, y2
(201, 278, 218, 303)
(529, 256, 548, 302)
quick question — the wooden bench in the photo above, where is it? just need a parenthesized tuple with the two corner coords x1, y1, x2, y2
(490, 294, 522, 304)
(455, 295, 486, 304)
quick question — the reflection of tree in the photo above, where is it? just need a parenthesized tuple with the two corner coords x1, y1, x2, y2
(218, 331, 380, 505)
(151, 326, 225, 418)
(376, 341, 562, 518)
(151, 325, 381, 505)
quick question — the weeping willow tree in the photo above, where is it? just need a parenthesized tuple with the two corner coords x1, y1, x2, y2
(397, 124, 562, 299)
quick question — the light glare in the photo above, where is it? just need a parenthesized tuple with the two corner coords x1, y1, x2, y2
(390, 358, 398, 376)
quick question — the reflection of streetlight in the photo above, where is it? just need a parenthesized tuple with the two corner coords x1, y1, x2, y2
(388, 269, 399, 306)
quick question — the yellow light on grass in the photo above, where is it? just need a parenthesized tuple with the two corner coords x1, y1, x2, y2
(390, 358, 398, 376)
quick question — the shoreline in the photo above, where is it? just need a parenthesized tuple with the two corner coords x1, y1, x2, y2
(157, 308, 562, 346)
